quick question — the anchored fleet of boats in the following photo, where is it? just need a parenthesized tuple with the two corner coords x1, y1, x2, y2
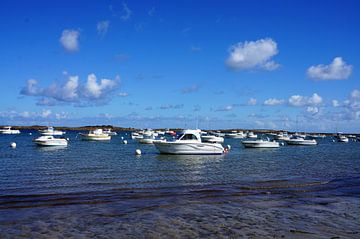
(1, 126, 359, 152)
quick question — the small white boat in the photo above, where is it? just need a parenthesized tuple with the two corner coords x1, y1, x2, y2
(285, 137, 317, 146)
(154, 129, 224, 155)
(274, 132, 290, 141)
(39, 127, 65, 136)
(34, 135, 68, 146)
(225, 131, 245, 139)
(336, 135, 349, 143)
(80, 129, 111, 141)
(242, 139, 279, 148)
(137, 129, 156, 144)
(201, 135, 224, 143)
(0, 126, 20, 134)
(103, 128, 117, 136)
(246, 131, 258, 139)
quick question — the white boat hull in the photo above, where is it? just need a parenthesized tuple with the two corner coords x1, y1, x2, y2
(80, 134, 111, 141)
(34, 139, 68, 146)
(286, 139, 317, 145)
(242, 140, 279, 148)
(154, 141, 224, 155)
(138, 138, 154, 144)
(40, 131, 65, 136)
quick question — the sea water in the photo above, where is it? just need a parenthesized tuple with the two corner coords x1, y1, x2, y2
(0, 131, 360, 238)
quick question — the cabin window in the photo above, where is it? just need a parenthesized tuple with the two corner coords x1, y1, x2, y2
(181, 134, 198, 140)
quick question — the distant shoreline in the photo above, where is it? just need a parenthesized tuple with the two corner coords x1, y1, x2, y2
(1, 125, 358, 136)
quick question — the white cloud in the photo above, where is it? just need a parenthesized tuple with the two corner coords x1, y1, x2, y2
(118, 92, 129, 97)
(263, 98, 284, 106)
(59, 29, 80, 52)
(306, 106, 319, 115)
(288, 93, 322, 107)
(121, 3, 132, 21)
(308, 93, 323, 105)
(226, 38, 279, 71)
(307, 57, 352, 80)
(20, 73, 119, 106)
(97, 21, 110, 36)
(332, 100, 340, 107)
(41, 109, 52, 118)
(247, 98, 257, 106)
(84, 74, 117, 99)
(215, 105, 234, 111)
(351, 89, 360, 99)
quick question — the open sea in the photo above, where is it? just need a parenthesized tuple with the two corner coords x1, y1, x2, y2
(1, 130, 360, 238)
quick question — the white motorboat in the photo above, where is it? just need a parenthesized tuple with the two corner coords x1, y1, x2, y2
(201, 134, 224, 143)
(285, 137, 317, 146)
(39, 127, 65, 136)
(225, 131, 245, 139)
(242, 139, 279, 148)
(33, 135, 68, 146)
(0, 126, 20, 134)
(246, 131, 258, 139)
(137, 129, 157, 144)
(274, 132, 290, 141)
(336, 135, 349, 143)
(103, 128, 117, 136)
(80, 129, 111, 141)
(154, 129, 224, 155)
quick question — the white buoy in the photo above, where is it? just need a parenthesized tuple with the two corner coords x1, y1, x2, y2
(280, 142, 285, 146)
(10, 142, 16, 148)
(227, 145, 231, 150)
(135, 149, 141, 155)
(29, 133, 32, 135)
(123, 140, 128, 144)
(332, 139, 335, 142)
(121, 136, 124, 140)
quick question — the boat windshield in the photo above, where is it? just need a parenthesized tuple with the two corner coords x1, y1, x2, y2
(178, 133, 198, 140)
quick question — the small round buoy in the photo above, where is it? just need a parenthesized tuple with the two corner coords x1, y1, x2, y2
(123, 140, 128, 144)
(280, 142, 285, 146)
(121, 136, 124, 140)
(227, 145, 231, 150)
(332, 139, 335, 142)
(66, 138, 70, 141)
(10, 142, 16, 148)
(135, 149, 141, 155)
(29, 133, 32, 135)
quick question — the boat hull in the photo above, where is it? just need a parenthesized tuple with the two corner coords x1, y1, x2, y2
(154, 141, 224, 155)
(34, 139, 68, 146)
(286, 139, 317, 145)
(242, 141, 279, 148)
(80, 134, 111, 141)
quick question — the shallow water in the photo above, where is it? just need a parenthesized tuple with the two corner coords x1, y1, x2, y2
(1, 131, 360, 238)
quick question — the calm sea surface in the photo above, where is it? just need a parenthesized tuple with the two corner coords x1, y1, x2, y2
(1, 131, 360, 238)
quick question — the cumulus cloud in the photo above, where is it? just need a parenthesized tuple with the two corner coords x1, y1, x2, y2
(226, 38, 279, 71)
(307, 57, 352, 80)
(351, 89, 360, 99)
(306, 106, 319, 115)
(20, 73, 119, 106)
(288, 93, 322, 107)
(332, 100, 340, 107)
(263, 98, 284, 106)
(247, 98, 257, 106)
(59, 29, 80, 52)
(121, 3, 132, 21)
(97, 21, 110, 36)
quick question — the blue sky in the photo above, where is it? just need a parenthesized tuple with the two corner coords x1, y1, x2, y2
(0, 0, 359, 132)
